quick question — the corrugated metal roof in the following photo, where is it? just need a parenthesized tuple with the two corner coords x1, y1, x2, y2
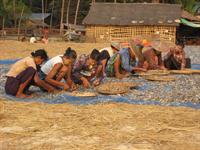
(29, 13, 51, 20)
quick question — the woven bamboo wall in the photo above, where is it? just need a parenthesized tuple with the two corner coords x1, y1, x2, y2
(86, 25, 176, 43)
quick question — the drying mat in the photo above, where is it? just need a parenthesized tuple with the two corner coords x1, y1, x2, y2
(96, 82, 139, 95)
(144, 75, 176, 82)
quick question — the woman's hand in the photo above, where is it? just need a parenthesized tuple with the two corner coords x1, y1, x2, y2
(92, 79, 100, 87)
(71, 83, 77, 91)
(63, 84, 70, 91)
(81, 77, 90, 88)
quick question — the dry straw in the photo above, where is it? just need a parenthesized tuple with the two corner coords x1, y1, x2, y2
(0, 100, 200, 149)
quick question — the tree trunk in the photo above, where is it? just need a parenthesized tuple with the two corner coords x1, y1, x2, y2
(45, 0, 48, 14)
(50, 0, 55, 30)
(66, 0, 71, 26)
(18, 6, 25, 41)
(42, 0, 45, 28)
(114, 0, 117, 3)
(13, 0, 17, 28)
(2, 17, 5, 39)
(60, 0, 65, 34)
(152, 0, 160, 3)
(74, 0, 80, 26)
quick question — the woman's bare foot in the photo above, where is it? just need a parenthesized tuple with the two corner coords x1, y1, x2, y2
(16, 93, 33, 98)
(116, 73, 125, 79)
(25, 90, 35, 95)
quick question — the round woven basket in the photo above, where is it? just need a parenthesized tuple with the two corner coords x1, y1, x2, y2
(147, 70, 170, 75)
(96, 82, 138, 95)
(170, 69, 193, 75)
(144, 75, 176, 82)
(170, 69, 200, 75)
(138, 70, 170, 76)
(67, 92, 98, 97)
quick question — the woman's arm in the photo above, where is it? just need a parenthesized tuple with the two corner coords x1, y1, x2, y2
(45, 63, 67, 88)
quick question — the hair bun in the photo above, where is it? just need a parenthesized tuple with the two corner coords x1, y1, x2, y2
(67, 47, 71, 51)
(31, 52, 35, 56)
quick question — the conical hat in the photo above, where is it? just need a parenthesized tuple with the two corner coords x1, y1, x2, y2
(151, 41, 175, 52)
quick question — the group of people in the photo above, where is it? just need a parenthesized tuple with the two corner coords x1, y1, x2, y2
(5, 37, 189, 98)
(30, 27, 49, 44)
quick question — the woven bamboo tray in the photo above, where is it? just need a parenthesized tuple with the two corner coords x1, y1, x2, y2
(96, 82, 138, 95)
(147, 70, 170, 75)
(138, 70, 170, 76)
(67, 92, 98, 97)
(54, 91, 98, 97)
(144, 75, 176, 82)
(170, 69, 200, 75)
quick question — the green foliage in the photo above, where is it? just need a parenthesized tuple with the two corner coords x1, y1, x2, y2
(0, 0, 31, 27)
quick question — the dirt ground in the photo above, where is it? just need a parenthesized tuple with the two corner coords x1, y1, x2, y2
(0, 100, 200, 150)
(0, 40, 109, 59)
(0, 40, 200, 149)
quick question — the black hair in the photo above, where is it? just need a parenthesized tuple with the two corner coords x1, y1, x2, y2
(177, 43, 185, 49)
(99, 50, 110, 61)
(90, 49, 100, 61)
(31, 49, 48, 61)
(64, 47, 77, 60)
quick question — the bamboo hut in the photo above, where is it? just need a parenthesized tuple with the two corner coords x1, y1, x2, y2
(83, 3, 181, 43)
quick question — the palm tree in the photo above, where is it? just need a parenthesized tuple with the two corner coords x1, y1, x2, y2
(74, 0, 80, 26)
(50, 0, 55, 29)
(152, 0, 160, 3)
(66, 0, 71, 26)
(60, 0, 65, 34)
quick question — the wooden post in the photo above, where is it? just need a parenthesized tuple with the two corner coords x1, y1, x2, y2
(17, 6, 25, 41)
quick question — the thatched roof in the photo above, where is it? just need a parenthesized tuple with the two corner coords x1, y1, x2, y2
(83, 3, 181, 26)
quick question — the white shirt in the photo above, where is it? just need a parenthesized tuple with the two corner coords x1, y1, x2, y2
(99, 47, 114, 57)
(30, 37, 37, 43)
(41, 55, 63, 74)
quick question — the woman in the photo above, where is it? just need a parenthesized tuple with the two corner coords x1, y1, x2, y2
(142, 41, 174, 70)
(164, 44, 190, 70)
(72, 49, 101, 88)
(5, 49, 54, 98)
(39, 47, 77, 91)
(106, 45, 146, 79)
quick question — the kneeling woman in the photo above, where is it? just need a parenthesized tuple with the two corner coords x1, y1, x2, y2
(39, 47, 77, 91)
(5, 49, 54, 98)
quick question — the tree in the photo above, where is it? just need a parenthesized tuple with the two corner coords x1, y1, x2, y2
(66, 0, 71, 25)
(60, 0, 65, 33)
(74, 0, 81, 25)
